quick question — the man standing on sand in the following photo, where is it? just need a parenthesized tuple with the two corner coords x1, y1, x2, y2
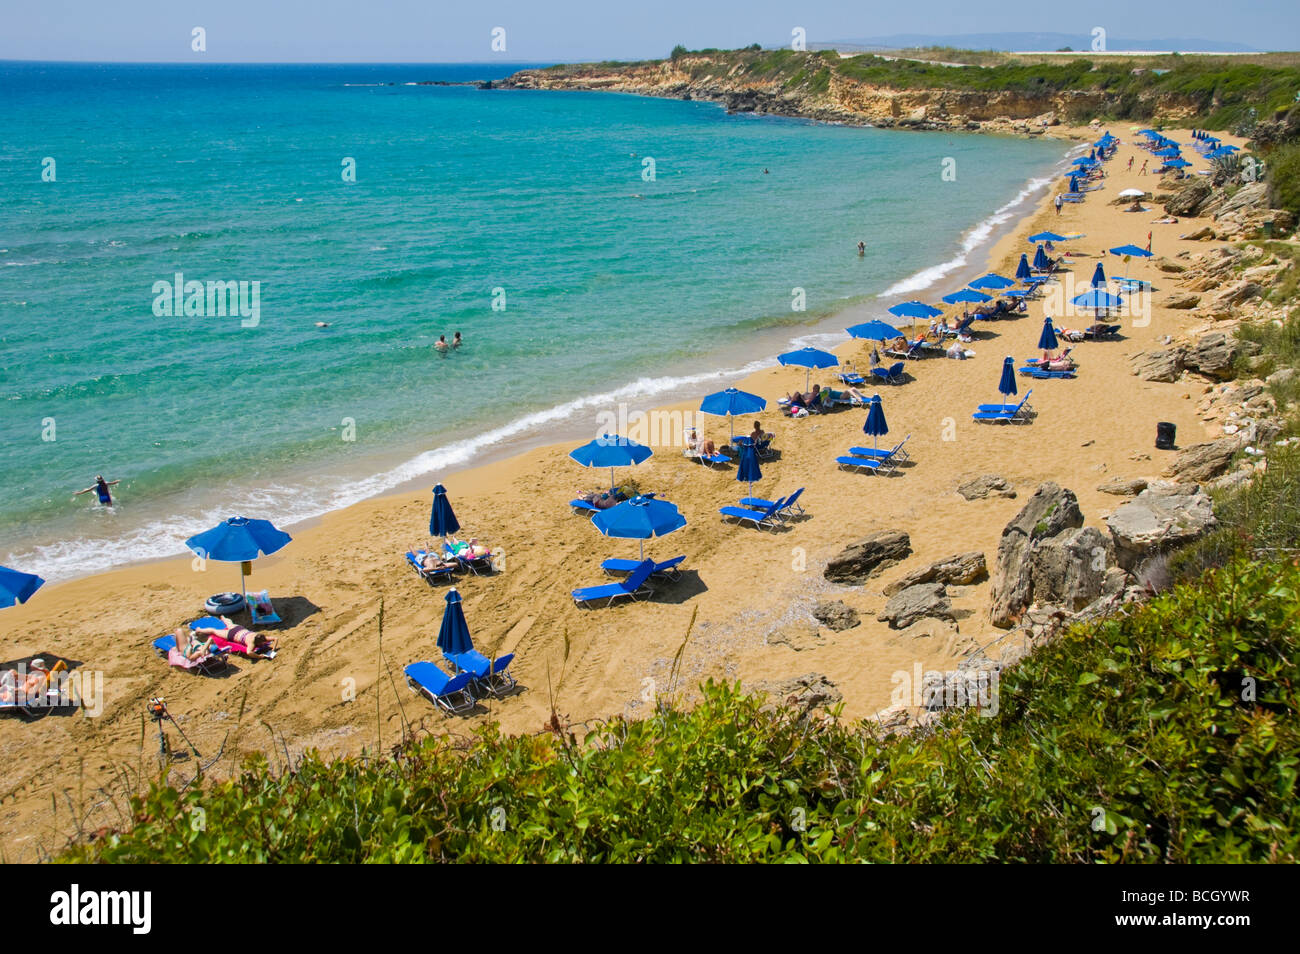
(1054, 195, 1063, 216)
(1140, 159, 1148, 175)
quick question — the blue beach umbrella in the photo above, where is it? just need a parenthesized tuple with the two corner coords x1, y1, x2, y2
(1028, 231, 1068, 243)
(736, 442, 762, 496)
(942, 288, 990, 318)
(888, 300, 942, 322)
(592, 495, 687, 560)
(1016, 254, 1032, 281)
(436, 588, 474, 656)
(1161, 158, 1191, 169)
(1207, 147, 1237, 160)
(778, 346, 839, 392)
(1037, 317, 1059, 352)
(1033, 244, 1051, 272)
(1154, 147, 1180, 158)
(1110, 245, 1153, 259)
(1072, 289, 1124, 314)
(998, 357, 1017, 400)
(0, 566, 44, 609)
(1216, 143, 1239, 152)
(846, 319, 902, 342)
(969, 273, 1016, 292)
(863, 394, 889, 450)
(700, 387, 767, 439)
(1070, 157, 1094, 167)
(569, 435, 653, 493)
(1090, 261, 1107, 288)
(185, 516, 292, 600)
(428, 483, 462, 538)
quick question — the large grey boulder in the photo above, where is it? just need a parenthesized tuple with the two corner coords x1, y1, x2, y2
(1184, 332, 1239, 380)
(883, 552, 987, 596)
(1164, 292, 1201, 310)
(878, 582, 955, 629)
(957, 474, 1017, 500)
(1130, 348, 1186, 382)
(1164, 437, 1243, 483)
(989, 482, 1084, 628)
(823, 530, 911, 584)
(1028, 526, 1115, 612)
(1164, 178, 1212, 217)
(1097, 476, 1149, 496)
(1105, 488, 1218, 571)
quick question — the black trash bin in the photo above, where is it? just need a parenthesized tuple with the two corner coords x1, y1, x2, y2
(1156, 422, 1177, 450)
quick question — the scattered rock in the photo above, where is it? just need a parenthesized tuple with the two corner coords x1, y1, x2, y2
(878, 582, 955, 629)
(989, 483, 1085, 628)
(823, 530, 912, 584)
(1154, 257, 1187, 274)
(1130, 347, 1186, 382)
(1266, 367, 1297, 388)
(1097, 476, 1149, 496)
(1105, 488, 1218, 571)
(1178, 226, 1215, 242)
(762, 673, 842, 713)
(1164, 436, 1243, 483)
(768, 622, 825, 652)
(957, 474, 1017, 500)
(1164, 292, 1201, 310)
(1029, 526, 1115, 612)
(884, 551, 988, 596)
(810, 600, 860, 632)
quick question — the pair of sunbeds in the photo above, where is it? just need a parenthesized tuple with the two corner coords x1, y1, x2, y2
(972, 391, 1035, 424)
(404, 651, 517, 715)
(405, 542, 494, 583)
(152, 615, 277, 674)
(718, 487, 807, 531)
(571, 555, 686, 607)
(835, 435, 911, 474)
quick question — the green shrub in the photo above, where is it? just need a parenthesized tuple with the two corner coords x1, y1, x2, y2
(1267, 143, 1300, 218)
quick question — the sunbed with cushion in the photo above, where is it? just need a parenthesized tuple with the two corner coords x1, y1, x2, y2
(718, 499, 784, 530)
(404, 662, 476, 715)
(572, 559, 656, 607)
(601, 554, 685, 582)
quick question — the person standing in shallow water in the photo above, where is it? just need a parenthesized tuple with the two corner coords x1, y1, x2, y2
(452, 332, 462, 349)
(857, 241, 866, 256)
(75, 475, 119, 507)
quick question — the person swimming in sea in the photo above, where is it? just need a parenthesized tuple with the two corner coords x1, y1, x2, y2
(452, 331, 462, 349)
(75, 475, 119, 507)
(435, 335, 449, 354)
(857, 241, 866, 256)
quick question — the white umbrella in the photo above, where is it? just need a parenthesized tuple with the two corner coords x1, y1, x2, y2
(1118, 188, 1147, 199)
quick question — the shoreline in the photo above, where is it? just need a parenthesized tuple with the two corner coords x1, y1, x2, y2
(6, 125, 1081, 586)
(5, 120, 1240, 859)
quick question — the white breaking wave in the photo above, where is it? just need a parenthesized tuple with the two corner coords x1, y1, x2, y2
(879, 164, 1066, 298)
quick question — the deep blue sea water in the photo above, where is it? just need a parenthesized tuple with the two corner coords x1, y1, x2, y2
(0, 62, 1073, 580)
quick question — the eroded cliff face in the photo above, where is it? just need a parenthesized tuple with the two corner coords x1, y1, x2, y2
(497, 54, 1201, 135)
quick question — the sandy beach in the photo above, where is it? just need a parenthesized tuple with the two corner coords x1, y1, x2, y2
(0, 124, 1245, 860)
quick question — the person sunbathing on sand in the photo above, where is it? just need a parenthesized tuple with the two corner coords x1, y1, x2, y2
(194, 617, 278, 653)
(686, 428, 717, 456)
(173, 627, 215, 661)
(0, 659, 66, 705)
(417, 550, 458, 573)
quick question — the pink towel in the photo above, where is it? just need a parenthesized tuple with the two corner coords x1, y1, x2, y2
(168, 648, 210, 670)
(210, 633, 252, 655)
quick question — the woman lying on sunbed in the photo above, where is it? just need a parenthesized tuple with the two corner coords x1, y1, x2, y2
(172, 627, 216, 662)
(415, 549, 459, 573)
(193, 617, 279, 653)
(685, 428, 718, 457)
(0, 658, 66, 705)
(447, 537, 492, 560)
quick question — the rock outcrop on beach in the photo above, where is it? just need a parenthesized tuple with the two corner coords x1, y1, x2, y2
(761, 673, 842, 714)
(957, 474, 1016, 500)
(811, 599, 860, 631)
(823, 531, 911, 583)
(878, 582, 955, 629)
(883, 552, 987, 596)
(1105, 487, 1218, 572)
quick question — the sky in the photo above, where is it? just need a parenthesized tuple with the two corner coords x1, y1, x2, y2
(1, 0, 1297, 63)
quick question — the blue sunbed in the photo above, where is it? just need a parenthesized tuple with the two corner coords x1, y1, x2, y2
(719, 499, 784, 530)
(572, 559, 656, 607)
(871, 362, 905, 385)
(404, 662, 476, 715)
(973, 392, 1034, 423)
(406, 550, 457, 583)
(848, 434, 911, 464)
(836, 454, 885, 473)
(601, 554, 686, 582)
(152, 633, 230, 675)
(1018, 366, 1076, 379)
(740, 486, 806, 519)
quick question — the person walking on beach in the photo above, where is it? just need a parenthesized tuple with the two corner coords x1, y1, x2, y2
(1127, 156, 1134, 172)
(1139, 159, 1148, 175)
(1146, 231, 1153, 254)
(75, 475, 119, 507)
(1054, 195, 1063, 215)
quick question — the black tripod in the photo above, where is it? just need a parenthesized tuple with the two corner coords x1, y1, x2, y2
(148, 697, 201, 766)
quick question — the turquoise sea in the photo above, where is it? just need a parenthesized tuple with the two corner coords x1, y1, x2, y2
(0, 62, 1073, 580)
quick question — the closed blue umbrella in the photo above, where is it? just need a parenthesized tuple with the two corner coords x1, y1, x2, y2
(969, 273, 1016, 292)
(1069, 175, 1081, 193)
(888, 300, 942, 321)
(592, 495, 687, 560)
(1016, 254, 1032, 281)
(436, 588, 474, 656)
(1090, 261, 1107, 288)
(1037, 317, 1058, 352)
(863, 394, 889, 450)
(700, 387, 767, 439)
(846, 319, 902, 342)
(736, 442, 762, 496)
(0, 566, 44, 609)
(185, 516, 292, 601)
(998, 357, 1017, 400)
(778, 346, 839, 392)
(569, 435, 653, 492)
(429, 483, 461, 538)
(1033, 243, 1051, 272)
